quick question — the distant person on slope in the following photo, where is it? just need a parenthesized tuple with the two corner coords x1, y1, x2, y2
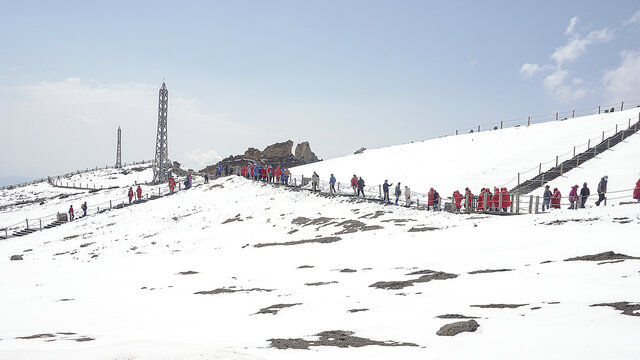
(357, 177, 365, 199)
(204, 173, 209, 184)
(464, 188, 474, 212)
(568, 185, 579, 209)
(81, 201, 87, 217)
(283, 168, 290, 185)
(542, 185, 552, 211)
(634, 176, 640, 202)
(382, 180, 393, 205)
(168, 176, 176, 194)
(580, 183, 590, 208)
(428, 188, 435, 210)
(433, 189, 441, 211)
(136, 185, 143, 202)
(311, 172, 320, 192)
(395, 182, 402, 205)
(595, 176, 608, 206)
(453, 190, 463, 211)
(551, 188, 561, 209)
(128, 187, 134, 204)
(351, 175, 358, 197)
(68, 205, 74, 221)
(404, 186, 411, 206)
(329, 174, 337, 195)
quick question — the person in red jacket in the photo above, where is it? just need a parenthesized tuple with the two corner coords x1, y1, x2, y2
(275, 166, 282, 183)
(351, 175, 358, 196)
(428, 188, 435, 210)
(453, 190, 463, 211)
(551, 188, 561, 209)
(136, 185, 143, 202)
(128, 187, 134, 204)
(500, 187, 511, 211)
(168, 176, 176, 194)
(477, 188, 485, 210)
(261, 167, 267, 181)
(464, 187, 474, 212)
(634, 177, 640, 202)
(491, 187, 500, 211)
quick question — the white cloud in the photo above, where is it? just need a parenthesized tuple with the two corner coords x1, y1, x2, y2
(186, 149, 223, 170)
(551, 27, 613, 67)
(602, 50, 640, 102)
(565, 16, 579, 35)
(624, 10, 640, 26)
(542, 69, 589, 102)
(520, 63, 553, 79)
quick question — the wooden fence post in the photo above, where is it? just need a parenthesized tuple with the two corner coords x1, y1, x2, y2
(621, 101, 624, 111)
(110, 200, 112, 210)
(39, 219, 42, 231)
(615, 124, 618, 133)
(555, 156, 558, 167)
(629, 119, 632, 129)
(477, 125, 480, 132)
(378, 185, 382, 199)
(576, 155, 579, 167)
(556, 112, 558, 120)
(499, 191, 503, 212)
(535, 196, 540, 214)
(602, 131, 605, 141)
(587, 139, 590, 149)
(573, 146, 576, 157)
(598, 105, 601, 114)
(572, 110, 575, 118)
(527, 116, 531, 126)
(416, 199, 420, 209)
(456, 130, 459, 135)
(500, 121, 503, 129)
(607, 138, 611, 149)
(26, 219, 29, 230)
(560, 163, 563, 175)
(528, 195, 533, 214)
(538, 163, 541, 175)
(510, 194, 514, 213)
(517, 173, 520, 185)
(294, 178, 297, 187)
(337, 182, 340, 192)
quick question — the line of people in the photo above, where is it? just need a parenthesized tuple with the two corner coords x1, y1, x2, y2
(240, 164, 291, 185)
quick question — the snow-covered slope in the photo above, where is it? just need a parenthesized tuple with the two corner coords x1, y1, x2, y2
(291, 108, 640, 197)
(1, 175, 640, 360)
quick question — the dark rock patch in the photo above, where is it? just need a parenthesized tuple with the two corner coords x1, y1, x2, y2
(79, 242, 95, 248)
(546, 301, 561, 305)
(334, 220, 383, 235)
(63, 234, 79, 240)
(17, 333, 55, 339)
(381, 218, 417, 223)
(370, 271, 458, 290)
(598, 259, 625, 265)
(406, 269, 435, 276)
(255, 303, 302, 315)
(564, 251, 639, 262)
(222, 214, 243, 224)
(305, 281, 337, 286)
(10, 255, 23, 261)
(57, 298, 75, 302)
(540, 260, 553, 264)
(348, 308, 369, 313)
(531, 307, 542, 310)
(297, 265, 314, 269)
(471, 304, 528, 309)
(436, 320, 479, 336)
(408, 226, 439, 232)
(468, 269, 513, 275)
(74, 336, 95, 342)
(292, 217, 311, 226)
(436, 314, 479, 319)
(591, 302, 640, 317)
(255, 236, 341, 248)
(57, 332, 76, 335)
(195, 288, 273, 295)
(340, 268, 357, 273)
(541, 217, 599, 225)
(177, 271, 199, 275)
(303, 217, 334, 227)
(359, 211, 387, 219)
(287, 229, 299, 234)
(268, 330, 418, 350)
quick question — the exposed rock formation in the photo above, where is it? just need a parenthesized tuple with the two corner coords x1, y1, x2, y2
(436, 320, 480, 336)
(294, 142, 319, 163)
(201, 140, 320, 173)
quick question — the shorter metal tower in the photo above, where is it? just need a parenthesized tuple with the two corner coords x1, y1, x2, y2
(115, 127, 122, 168)
(152, 82, 170, 183)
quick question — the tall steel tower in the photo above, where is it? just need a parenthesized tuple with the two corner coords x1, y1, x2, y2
(152, 81, 170, 184)
(115, 127, 122, 168)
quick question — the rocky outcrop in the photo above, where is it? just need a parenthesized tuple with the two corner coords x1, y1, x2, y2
(294, 142, 319, 163)
(436, 320, 480, 336)
(201, 140, 320, 173)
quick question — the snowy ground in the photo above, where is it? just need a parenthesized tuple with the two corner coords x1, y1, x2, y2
(1, 174, 639, 359)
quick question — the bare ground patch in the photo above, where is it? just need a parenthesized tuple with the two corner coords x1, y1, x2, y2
(468, 269, 514, 275)
(591, 302, 640, 317)
(255, 303, 302, 315)
(334, 220, 383, 235)
(564, 251, 639, 262)
(268, 330, 418, 350)
(370, 270, 458, 290)
(255, 236, 342, 248)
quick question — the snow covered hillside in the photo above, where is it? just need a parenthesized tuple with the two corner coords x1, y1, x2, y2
(1, 172, 640, 359)
(291, 108, 640, 198)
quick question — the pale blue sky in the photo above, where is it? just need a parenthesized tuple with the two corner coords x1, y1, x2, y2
(1, 1, 639, 181)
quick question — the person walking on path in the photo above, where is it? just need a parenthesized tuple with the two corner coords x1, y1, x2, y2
(453, 190, 463, 211)
(542, 185, 552, 211)
(204, 174, 209, 184)
(464, 187, 474, 212)
(382, 180, 393, 205)
(283, 168, 290, 185)
(580, 183, 590, 208)
(216, 164, 222, 177)
(311, 172, 320, 192)
(432, 189, 441, 211)
(275, 166, 282, 183)
(568, 185, 579, 209)
(136, 185, 143, 202)
(634, 176, 640, 202)
(428, 188, 435, 210)
(351, 175, 358, 197)
(329, 174, 337, 195)
(68, 205, 74, 221)
(81, 201, 87, 217)
(404, 186, 411, 206)
(357, 177, 365, 199)
(128, 187, 134, 204)
(551, 188, 561, 209)
(168, 176, 176, 194)
(394, 183, 402, 205)
(595, 176, 608, 206)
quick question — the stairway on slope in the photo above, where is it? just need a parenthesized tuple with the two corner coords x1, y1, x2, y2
(510, 121, 640, 195)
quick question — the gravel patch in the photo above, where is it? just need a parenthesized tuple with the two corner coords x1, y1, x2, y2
(268, 330, 418, 349)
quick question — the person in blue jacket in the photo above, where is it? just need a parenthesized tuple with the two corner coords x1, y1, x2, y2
(254, 165, 262, 181)
(329, 174, 337, 195)
(382, 180, 393, 205)
(216, 164, 222, 177)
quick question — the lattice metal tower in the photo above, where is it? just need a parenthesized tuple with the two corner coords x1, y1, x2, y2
(115, 127, 122, 168)
(152, 82, 170, 184)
